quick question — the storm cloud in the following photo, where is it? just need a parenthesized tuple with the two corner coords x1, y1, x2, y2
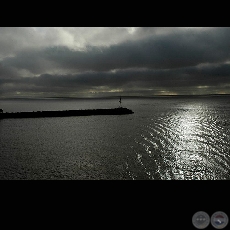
(1, 27, 230, 98)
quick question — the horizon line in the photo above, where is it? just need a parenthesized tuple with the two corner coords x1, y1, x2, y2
(1, 94, 230, 100)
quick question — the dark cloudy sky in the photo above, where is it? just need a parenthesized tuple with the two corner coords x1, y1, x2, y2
(1, 27, 230, 98)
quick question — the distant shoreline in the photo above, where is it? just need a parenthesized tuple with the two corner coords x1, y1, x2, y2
(1, 94, 230, 100)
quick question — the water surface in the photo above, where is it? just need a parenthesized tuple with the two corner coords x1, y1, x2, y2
(0, 96, 230, 180)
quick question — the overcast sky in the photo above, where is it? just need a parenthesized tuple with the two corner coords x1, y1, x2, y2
(1, 27, 230, 98)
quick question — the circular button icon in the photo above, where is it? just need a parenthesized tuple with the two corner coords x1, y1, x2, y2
(192, 211, 210, 229)
(211, 211, 228, 229)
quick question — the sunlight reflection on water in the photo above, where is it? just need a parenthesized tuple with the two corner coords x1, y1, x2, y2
(130, 100, 230, 180)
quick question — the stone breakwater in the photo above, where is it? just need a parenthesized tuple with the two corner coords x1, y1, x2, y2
(0, 108, 134, 119)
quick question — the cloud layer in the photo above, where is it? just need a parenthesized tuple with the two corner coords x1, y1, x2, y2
(1, 27, 230, 97)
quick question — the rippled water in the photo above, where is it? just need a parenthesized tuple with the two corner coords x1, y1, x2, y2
(0, 96, 230, 180)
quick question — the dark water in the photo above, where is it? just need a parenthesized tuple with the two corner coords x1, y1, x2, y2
(0, 96, 230, 180)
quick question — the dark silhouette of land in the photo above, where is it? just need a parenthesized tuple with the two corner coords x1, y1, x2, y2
(0, 107, 134, 119)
